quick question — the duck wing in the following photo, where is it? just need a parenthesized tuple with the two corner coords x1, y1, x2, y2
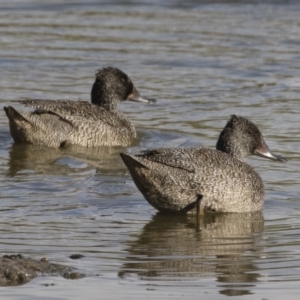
(19, 99, 128, 128)
(137, 147, 210, 173)
(19, 99, 105, 120)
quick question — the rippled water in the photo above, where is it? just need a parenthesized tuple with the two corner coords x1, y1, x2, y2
(0, 0, 300, 299)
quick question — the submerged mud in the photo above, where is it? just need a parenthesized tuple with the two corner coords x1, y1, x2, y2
(0, 254, 83, 286)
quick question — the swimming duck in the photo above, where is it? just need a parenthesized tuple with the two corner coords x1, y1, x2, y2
(120, 115, 287, 214)
(4, 67, 155, 148)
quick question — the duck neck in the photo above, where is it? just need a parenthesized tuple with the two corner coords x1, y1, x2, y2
(216, 131, 245, 161)
(91, 81, 118, 111)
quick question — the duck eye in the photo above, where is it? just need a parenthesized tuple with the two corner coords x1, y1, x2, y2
(121, 76, 129, 83)
(248, 129, 254, 135)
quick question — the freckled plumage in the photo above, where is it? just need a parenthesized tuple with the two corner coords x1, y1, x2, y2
(4, 67, 154, 148)
(120, 115, 287, 214)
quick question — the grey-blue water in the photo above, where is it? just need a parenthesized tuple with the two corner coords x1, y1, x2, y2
(0, 0, 299, 299)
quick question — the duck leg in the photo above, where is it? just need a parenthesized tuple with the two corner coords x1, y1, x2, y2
(196, 195, 202, 218)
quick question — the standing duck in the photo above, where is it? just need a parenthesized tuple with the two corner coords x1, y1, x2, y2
(4, 67, 155, 148)
(120, 115, 287, 214)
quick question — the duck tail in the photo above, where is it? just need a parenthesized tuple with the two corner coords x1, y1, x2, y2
(4, 106, 31, 124)
(120, 152, 149, 169)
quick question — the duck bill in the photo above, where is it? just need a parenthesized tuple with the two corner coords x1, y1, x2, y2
(127, 85, 156, 104)
(254, 137, 287, 162)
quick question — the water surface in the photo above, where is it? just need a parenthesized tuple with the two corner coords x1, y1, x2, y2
(0, 0, 300, 299)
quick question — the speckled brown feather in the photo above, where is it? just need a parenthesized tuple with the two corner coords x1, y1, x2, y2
(4, 103, 135, 148)
(121, 148, 264, 213)
(120, 116, 286, 214)
(3, 67, 142, 148)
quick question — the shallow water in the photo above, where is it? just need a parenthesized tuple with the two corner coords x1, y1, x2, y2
(0, 0, 300, 299)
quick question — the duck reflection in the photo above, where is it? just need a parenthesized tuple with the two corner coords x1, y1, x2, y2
(6, 143, 127, 177)
(119, 211, 264, 296)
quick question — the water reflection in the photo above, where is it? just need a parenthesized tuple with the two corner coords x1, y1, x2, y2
(120, 211, 264, 296)
(6, 143, 127, 177)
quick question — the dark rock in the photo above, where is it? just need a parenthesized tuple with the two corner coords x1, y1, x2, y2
(63, 272, 83, 279)
(40, 257, 48, 262)
(0, 254, 83, 286)
(69, 254, 84, 260)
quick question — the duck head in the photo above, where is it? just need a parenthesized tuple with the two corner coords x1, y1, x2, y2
(216, 115, 287, 162)
(91, 67, 155, 110)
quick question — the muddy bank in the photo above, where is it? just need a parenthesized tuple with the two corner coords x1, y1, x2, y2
(0, 254, 83, 286)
